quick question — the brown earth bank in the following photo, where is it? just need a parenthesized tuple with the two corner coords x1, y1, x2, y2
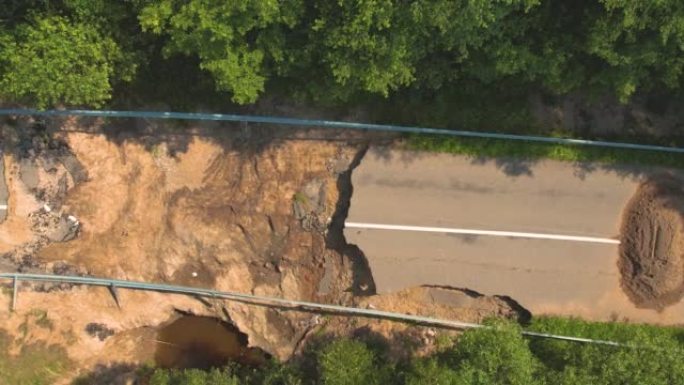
(619, 174, 684, 310)
(0, 118, 524, 382)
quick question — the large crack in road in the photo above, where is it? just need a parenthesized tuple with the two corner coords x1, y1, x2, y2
(325, 145, 376, 296)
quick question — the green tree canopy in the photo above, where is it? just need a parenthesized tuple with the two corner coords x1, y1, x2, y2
(586, 0, 684, 101)
(446, 320, 541, 385)
(0, 15, 124, 108)
(138, 0, 304, 104)
(3, 0, 684, 109)
(535, 328, 684, 385)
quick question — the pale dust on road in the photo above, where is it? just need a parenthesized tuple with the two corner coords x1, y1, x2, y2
(346, 148, 684, 324)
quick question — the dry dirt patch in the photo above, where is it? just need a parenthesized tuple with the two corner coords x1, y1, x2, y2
(619, 174, 684, 310)
(31, 132, 361, 358)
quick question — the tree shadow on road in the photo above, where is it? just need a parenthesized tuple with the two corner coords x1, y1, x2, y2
(366, 141, 673, 181)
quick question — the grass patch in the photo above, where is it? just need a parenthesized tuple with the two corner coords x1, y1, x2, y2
(28, 309, 53, 330)
(17, 309, 54, 342)
(0, 331, 72, 385)
(406, 134, 684, 169)
(292, 192, 308, 205)
(433, 332, 455, 352)
(150, 143, 165, 159)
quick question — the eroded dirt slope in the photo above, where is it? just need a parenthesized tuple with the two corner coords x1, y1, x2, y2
(36, 131, 363, 357)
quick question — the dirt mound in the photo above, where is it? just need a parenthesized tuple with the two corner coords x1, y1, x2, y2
(310, 286, 530, 360)
(619, 174, 684, 310)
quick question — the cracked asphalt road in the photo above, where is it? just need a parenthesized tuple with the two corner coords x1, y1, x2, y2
(345, 147, 684, 324)
(0, 151, 8, 223)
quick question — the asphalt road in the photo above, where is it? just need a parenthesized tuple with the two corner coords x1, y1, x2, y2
(0, 151, 7, 223)
(345, 148, 684, 323)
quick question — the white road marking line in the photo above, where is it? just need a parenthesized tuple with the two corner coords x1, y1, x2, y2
(0, 204, 7, 210)
(345, 222, 620, 244)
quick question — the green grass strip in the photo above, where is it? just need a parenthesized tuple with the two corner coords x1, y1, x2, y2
(406, 134, 684, 169)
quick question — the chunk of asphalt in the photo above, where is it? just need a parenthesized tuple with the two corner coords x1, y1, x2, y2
(58, 154, 88, 184)
(19, 158, 39, 190)
(46, 216, 78, 242)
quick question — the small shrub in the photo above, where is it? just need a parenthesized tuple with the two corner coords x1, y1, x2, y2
(30, 309, 53, 330)
(445, 320, 541, 385)
(292, 192, 308, 205)
(148, 368, 241, 385)
(406, 358, 457, 385)
(318, 339, 387, 385)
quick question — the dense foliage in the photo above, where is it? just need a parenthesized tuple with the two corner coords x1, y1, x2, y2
(0, 16, 122, 108)
(1, 0, 684, 110)
(139, 318, 684, 385)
